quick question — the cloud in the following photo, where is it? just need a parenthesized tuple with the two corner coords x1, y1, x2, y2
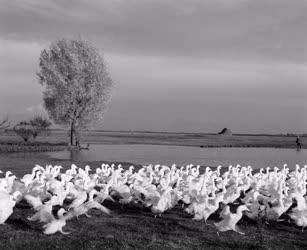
(1, 1, 307, 133)
(0, 38, 44, 116)
(0, 0, 306, 62)
(0, 38, 43, 71)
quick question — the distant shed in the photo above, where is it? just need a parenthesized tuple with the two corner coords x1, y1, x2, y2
(218, 128, 232, 136)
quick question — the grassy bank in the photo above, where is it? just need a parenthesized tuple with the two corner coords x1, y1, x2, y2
(0, 129, 306, 149)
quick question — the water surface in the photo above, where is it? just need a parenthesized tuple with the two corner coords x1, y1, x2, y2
(46, 144, 307, 169)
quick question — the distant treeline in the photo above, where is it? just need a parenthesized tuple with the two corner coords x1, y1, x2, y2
(1, 128, 306, 137)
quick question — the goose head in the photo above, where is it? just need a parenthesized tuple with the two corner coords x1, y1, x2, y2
(33, 165, 44, 172)
(96, 168, 102, 174)
(237, 204, 249, 213)
(57, 208, 67, 219)
(85, 165, 92, 174)
(216, 165, 222, 176)
(129, 166, 134, 174)
(5, 171, 13, 178)
(71, 164, 78, 170)
(31, 165, 42, 176)
(205, 167, 212, 175)
(45, 165, 52, 173)
(52, 166, 62, 177)
(88, 189, 98, 201)
(171, 164, 177, 171)
(12, 191, 22, 202)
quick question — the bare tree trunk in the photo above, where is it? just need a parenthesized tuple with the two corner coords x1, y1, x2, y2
(75, 130, 80, 149)
(70, 120, 75, 146)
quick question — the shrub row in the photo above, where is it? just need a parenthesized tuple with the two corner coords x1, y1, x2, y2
(0, 143, 67, 153)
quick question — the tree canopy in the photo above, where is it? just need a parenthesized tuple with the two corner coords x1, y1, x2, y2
(37, 38, 113, 145)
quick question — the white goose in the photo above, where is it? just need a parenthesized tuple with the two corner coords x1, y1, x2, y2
(289, 209, 307, 231)
(214, 204, 249, 235)
(67, 188, 87, 210)
(27, 195, 58, 223)
(21, 165, 44, 187)
(43, 208, 70, 235)
(69, 190, 111, 219)
(0, 191, 22, 224)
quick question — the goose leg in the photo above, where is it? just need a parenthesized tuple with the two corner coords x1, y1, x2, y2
(61, 231, 71, 235)
(60, 229, 71, 235)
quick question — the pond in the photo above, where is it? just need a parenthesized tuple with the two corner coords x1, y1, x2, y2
(45, 144, 307, 169)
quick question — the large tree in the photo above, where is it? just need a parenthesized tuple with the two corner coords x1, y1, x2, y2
(37, 38, 113, 145)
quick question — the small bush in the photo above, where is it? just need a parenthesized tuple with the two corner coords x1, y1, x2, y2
(13, 116, 52, 142)
(13, 122, 35, 142)
(29, 115, 52, 138)
(0, 116, 10, 130)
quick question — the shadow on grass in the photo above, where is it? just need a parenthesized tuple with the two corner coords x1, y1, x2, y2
(1, 201, 307, 249)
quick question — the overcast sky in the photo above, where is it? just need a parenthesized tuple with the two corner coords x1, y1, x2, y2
(0, 0, 306, 133)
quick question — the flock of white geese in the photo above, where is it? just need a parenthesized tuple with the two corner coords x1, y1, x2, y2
(0, 163, 307, 235)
